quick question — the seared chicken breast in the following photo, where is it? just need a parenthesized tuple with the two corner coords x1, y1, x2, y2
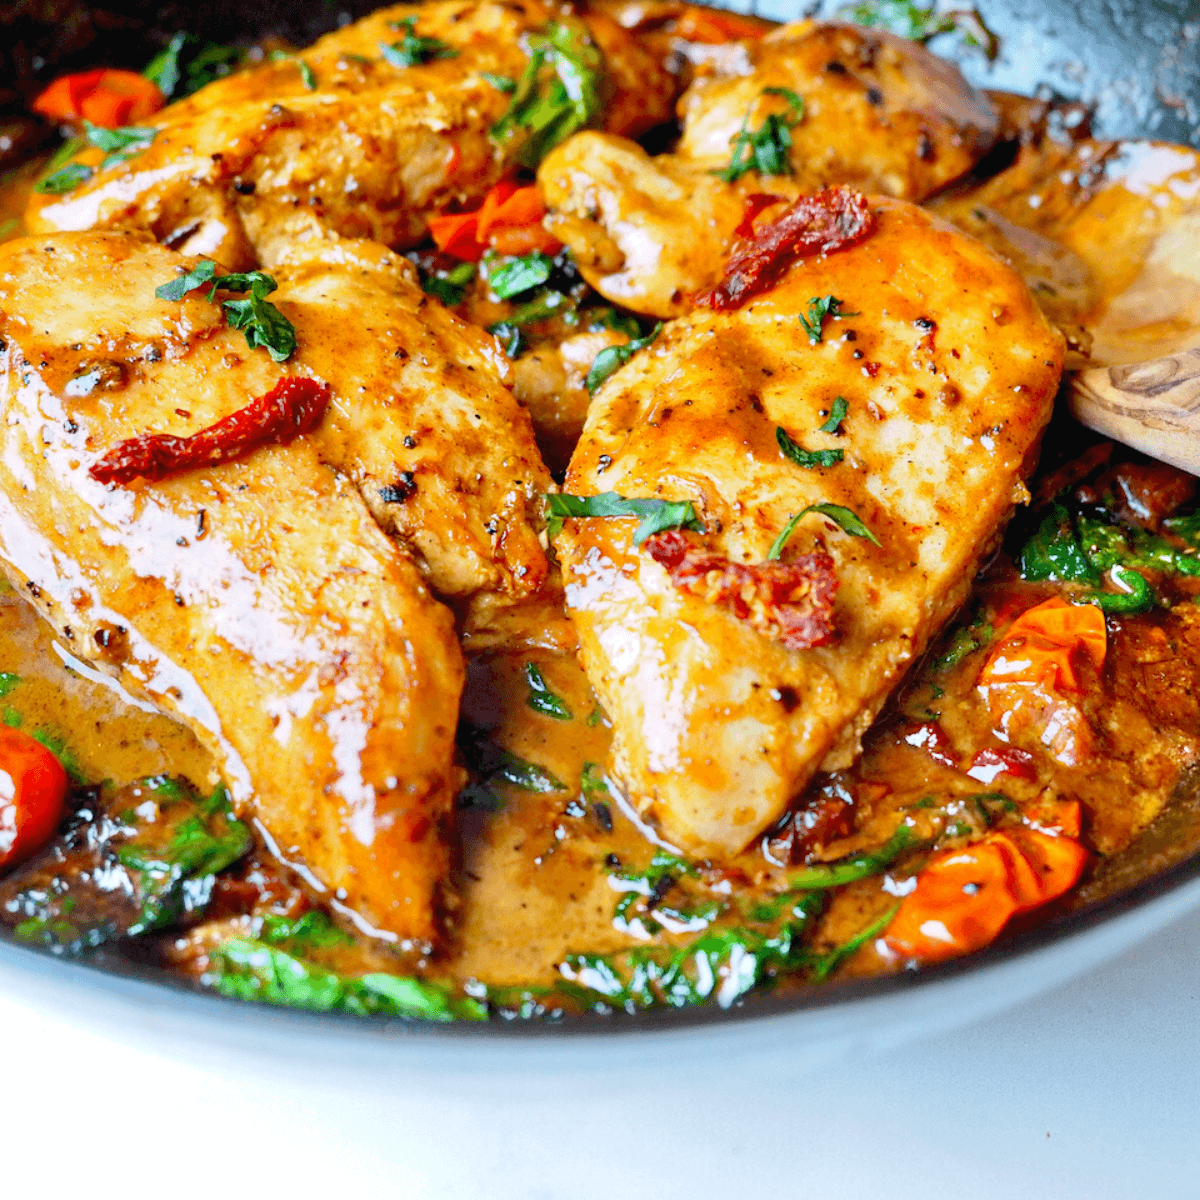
(555, 197, 1063, 856)
(540, 20, 1000, 317)
(25, 0, 677, 271)
(0, 232, 469, 944)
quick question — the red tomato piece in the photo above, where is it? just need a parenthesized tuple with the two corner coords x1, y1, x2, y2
(0, 726, 69, 869)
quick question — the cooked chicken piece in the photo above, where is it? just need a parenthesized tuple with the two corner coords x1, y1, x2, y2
(540, 20, 999, 316)
(555, 197, 1063, 856)
(0, 232, 467, 944)
(25, 0, 677, 270)
(265, 236, 552, 607)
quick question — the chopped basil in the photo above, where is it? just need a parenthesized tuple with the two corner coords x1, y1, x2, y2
(507, 289, 576, 325)
(269, 50, 317, 90)
(580, 761, 609, 796)
(776, 426, 844, 469)
(588, 306, 642, 339)
(485, 251, 554, 300)
(380, 17, 457, 67)
(422, 260, 475, 306)
(145, 33, 241, 98)
(544, 491, 704, 545)
(839, 0, 999, 59)
(818, 396, 849, 434)
(799, 295, 859, 344)
(155, 263, 296, 362)
(493, 749, 566, 792)
(524, 662, 573, 720)
(929, 622, 992, 671)
(0, 673, 19, 698)
(34, 161, 94, 195)
(715, 87, 805, 184)
(767, 502, 880, 559)
(786, 824, 916, 890)
(490, 20, 604, 168)
(585, 323, 663, 394)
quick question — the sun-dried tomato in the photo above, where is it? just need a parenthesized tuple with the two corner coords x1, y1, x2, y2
(732, 193, 785, 241)
(89, 376, 330, 486)
(698, 187, 875, 311)
(644, 529, 838, 649)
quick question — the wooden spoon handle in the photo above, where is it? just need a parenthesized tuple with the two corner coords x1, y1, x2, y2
(1069, 349, 1200, 477)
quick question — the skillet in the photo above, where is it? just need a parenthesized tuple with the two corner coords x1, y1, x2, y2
(1, 0, 1200, 1048)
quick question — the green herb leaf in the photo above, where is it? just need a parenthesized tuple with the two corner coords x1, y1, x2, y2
(799, 295, 858, 344)
(489, 321, 525, 357)
(1074, 564, 1154, 614)
(524, 661, 573, 720)
(219, 277, 297, 363)
(380, 16, 458, 68)
(485, 251, 554, 300)
(82, 120, 158, 170)
(807, 904, 899, 983)
(145, 33, 240, 98)
(494, 749, 566, 792)
(155, 258, 219, 301)
(585, 323, 663, 394)
(206, 938, 486, 1020)
(776, 426, 844, 469)
(715, 86, 805, 184)
(269, 50, 317, 90)
(786, 824, 916, 890)
(544, 490, 704, 545)
(422, 259, 475, 306)
(767, 502, 879, 559)
(490, 20, 604, 168)
(929, 622, 991, 671)
(258, 910, 353, 949)
(580, 761, 609, 796)
(34, 162, 94, 195)
(0, 673, 20, 699)
(818, 396, 849, 434)
(1018, 503, 1100, 584)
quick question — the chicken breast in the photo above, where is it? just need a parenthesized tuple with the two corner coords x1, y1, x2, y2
(0, 232, 467, 944)
(25, 0, 677, 270)
(554, 197, 1063, 856)
(539, 20, 1000, 318)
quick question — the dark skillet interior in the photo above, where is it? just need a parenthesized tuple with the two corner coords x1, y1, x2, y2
(1, 0, 1200, 1036)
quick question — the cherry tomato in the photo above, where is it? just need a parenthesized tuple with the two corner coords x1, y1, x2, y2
(0, 725, 69, 869)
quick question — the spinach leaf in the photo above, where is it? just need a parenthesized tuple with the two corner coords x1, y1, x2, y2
(422, 260, 475, 306)
(206, 938, 486, 1020)
(768, 502, 879, 559)
(786, 823, 916, 890)
(799, 296, 858, 344)
(490, 20, 604, 167)
(776, 426, 844, 469)
(380, 17, 457, 67)
(524, 662, 573, 720)
(1075, 564, 1154, 615)
(715, 87, 805, 183)
(485, 251, 554, 300)
(544, 491, 704, 544)
(585, 323, 663, 394)
(1018, 503, 1100, 584)
(117, 782, 251, 936)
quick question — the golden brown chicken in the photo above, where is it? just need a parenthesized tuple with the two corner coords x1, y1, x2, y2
(554, 195, 1063, 857)
(0, 231, 492, 945)
(539, 19, 1000, 317)
(24, 0, 677, 271)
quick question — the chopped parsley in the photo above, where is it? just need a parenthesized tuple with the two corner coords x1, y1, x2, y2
(839, 0, 1000, 59)
(776, 426, 844, 469)
(490, 20, 604, 168)
(524, 662, 573, 721)
(585, 323, 663, 394)
(544, 491, 704, 545)
(155, 262, 296, 362)
(799, 295, 859, 344)
(715, 86, 805, 183)
(768, 502, 880, 559)
(380, 17, 458, 68)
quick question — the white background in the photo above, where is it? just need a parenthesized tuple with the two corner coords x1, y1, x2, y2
(2, 901, 1198, 1199)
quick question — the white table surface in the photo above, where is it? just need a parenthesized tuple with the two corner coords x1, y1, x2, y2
(3, 900, 1199, 1200)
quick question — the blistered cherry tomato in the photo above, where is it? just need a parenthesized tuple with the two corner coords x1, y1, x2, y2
(0, 725, 69, 869)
